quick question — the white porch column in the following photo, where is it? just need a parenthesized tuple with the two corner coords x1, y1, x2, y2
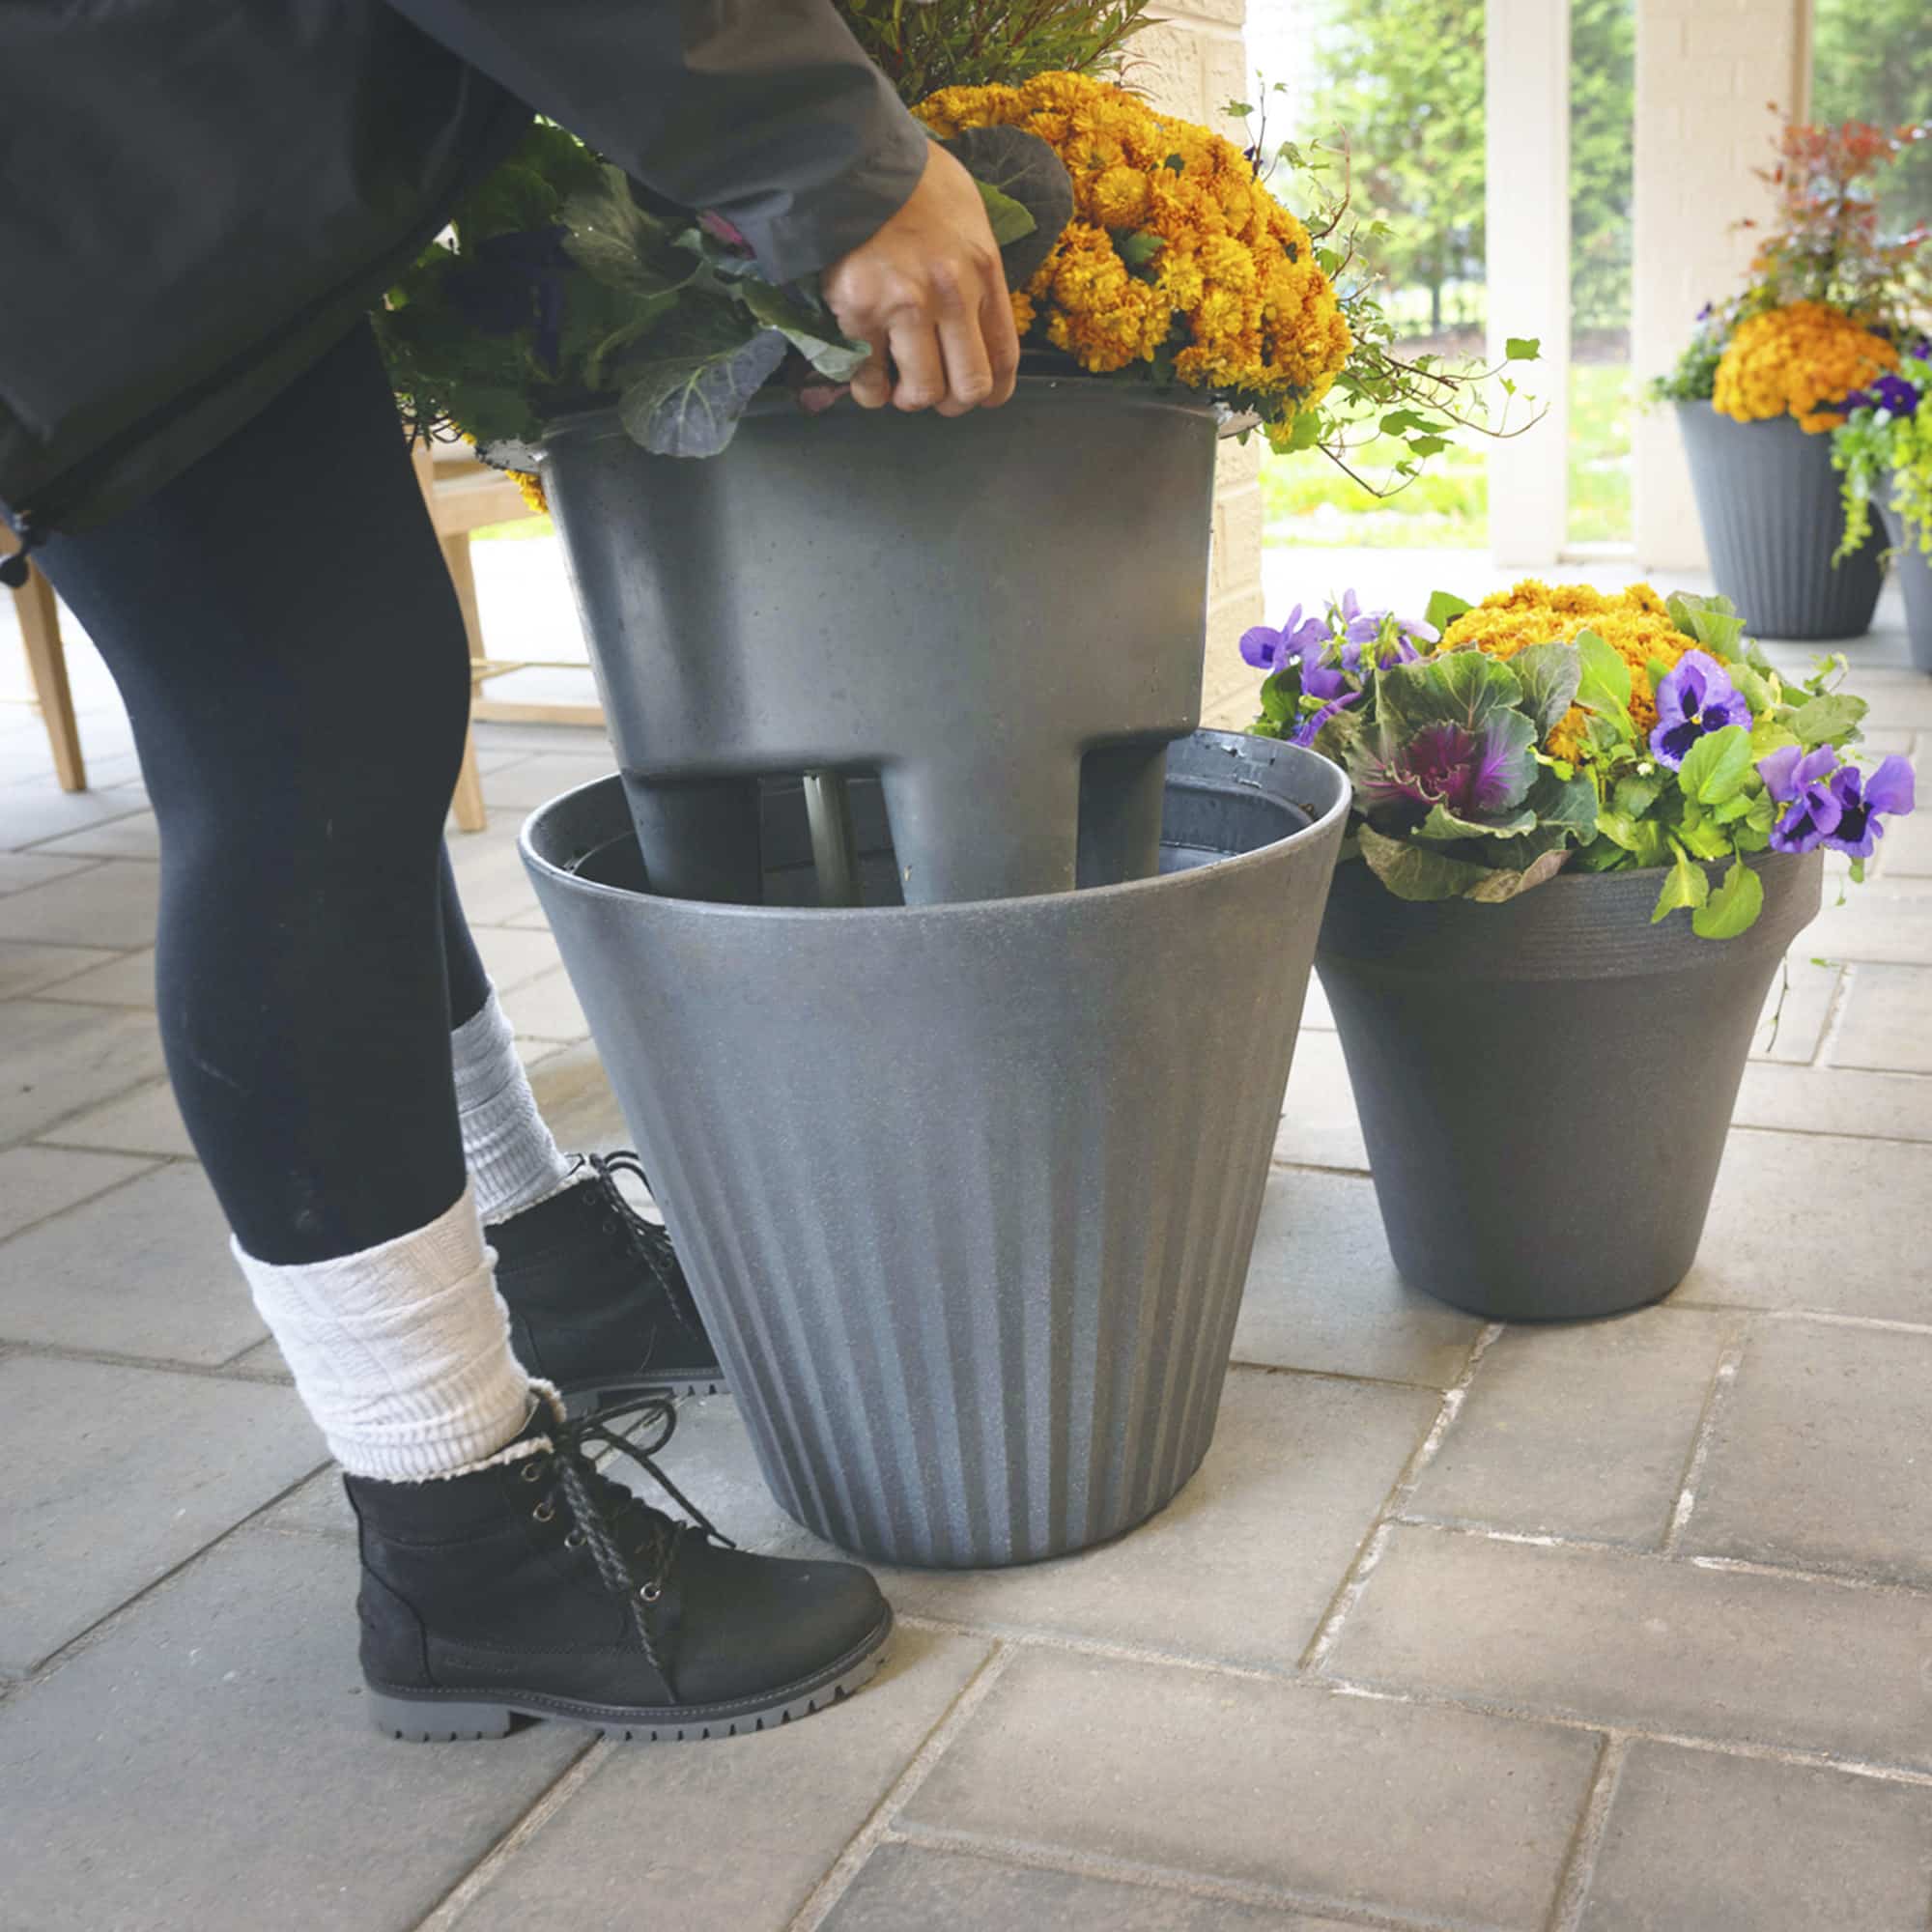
(1632, 0, 1809, 570)
(1484, 0, 1571, 568)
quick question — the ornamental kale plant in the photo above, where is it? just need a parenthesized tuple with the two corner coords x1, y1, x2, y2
(1247, 582, 1916, 937)
(1833, 345, 1932, 559)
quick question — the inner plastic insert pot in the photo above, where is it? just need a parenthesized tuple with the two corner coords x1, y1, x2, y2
(524, 731, 1350, 1567)
(537, 378, 1219, 906)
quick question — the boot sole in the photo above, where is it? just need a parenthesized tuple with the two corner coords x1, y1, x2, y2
(365, 1606, 893, 1743)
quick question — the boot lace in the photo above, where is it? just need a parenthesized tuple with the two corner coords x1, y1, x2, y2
(521, 1395, 733, 1701)
(585, 1151, 707, 1341)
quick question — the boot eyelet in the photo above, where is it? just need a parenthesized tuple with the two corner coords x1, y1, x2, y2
(639, 1581, 663, 1604)
(532, 1499, 555, 1523)
(564, 1528, 586, 1549)
(519, 1462, 544, 1484)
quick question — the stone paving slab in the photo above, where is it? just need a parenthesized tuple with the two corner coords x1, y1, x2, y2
(0, 998, 167, 1142)
(468, 752, 623, 810)
(469, 923, 567, 996)
(26, 810, 162, 861)
(497, 964, 590, 1044)
(1325, 1523, 1932, 1771)
(0, 785, 152, 848)
(1749, 954, 1840, 1064)
(0, 939, 116, 999)
(1680, 1318, 1932, 1588)
(652, 1371, 1435, 1674)
(0, 1161, 264, 1364)
(1799, 883, 1932, 965)
(1680, 1127, 1932, 1322)
(1235, 1168, 1484, 1386)
(826, 1843, 1355, 1931)
(453, 1629, 990, 1932)
(1405, 1306, 1736, 1546)
(39, 1075, 193, 1157)
(0, 1528, 587, 1932)
(524, 1039, 629, 1151)
(1830, 963, 1932, 1073)
(260, 1467, 356, 1542)
(899, 1647, 1602, 1930)
(0, 850, 97, 896)
(0, 1144, 151, 1243)
(2, 1353, 321, 1669)
(28, 943, 157, 1007)
(0, 856, 160, 948)
(444, 825, 545, 926)
(1577, 1742, 1932, 1932)
(1731, 1061, 1932, 1141)
(1269, 1031, 1368, 1172)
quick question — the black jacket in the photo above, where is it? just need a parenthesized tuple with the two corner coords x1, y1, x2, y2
(0, 0, 925, 545)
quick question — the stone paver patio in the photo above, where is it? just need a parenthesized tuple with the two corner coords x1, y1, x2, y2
(3, 553, 1930, 1929)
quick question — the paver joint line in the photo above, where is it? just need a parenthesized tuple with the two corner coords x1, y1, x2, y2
(1661, 1322, 1749, 1553)
(1543, 1734, 1628, 1932)
(785, 1641, 1015, 1932)
(1301, 1322, 1504, 1675)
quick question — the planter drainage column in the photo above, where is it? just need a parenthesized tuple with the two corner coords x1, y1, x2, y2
(526, 734, 1348, 1567)
(540, 379, 1221, 905)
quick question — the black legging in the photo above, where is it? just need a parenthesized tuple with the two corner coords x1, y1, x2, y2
(39, 323, 498, 1265)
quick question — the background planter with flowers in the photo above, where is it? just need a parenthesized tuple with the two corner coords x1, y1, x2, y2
(1251, 581, 1915, 1321)
(1834, 351, 1932, 673)
(1654, 118, 1927, 640)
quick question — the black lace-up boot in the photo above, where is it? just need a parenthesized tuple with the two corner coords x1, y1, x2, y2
(346, 1393, 892, 1742)
(487, 1151, 724, 1407)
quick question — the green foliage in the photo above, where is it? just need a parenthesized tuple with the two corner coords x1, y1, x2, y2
(940, 124, 1075, 284)
(1810, 0, 1932, 240)
(833, 0, 1152, 99)
(1833, 382, 1932, 561)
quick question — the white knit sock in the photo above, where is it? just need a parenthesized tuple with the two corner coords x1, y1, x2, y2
(232, 1183, 534, 1482)
(452, 987, 577, 1223)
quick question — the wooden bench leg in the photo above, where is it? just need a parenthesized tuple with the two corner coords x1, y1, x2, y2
(14, 562, 87, 791)
(440, 531, 488, 834)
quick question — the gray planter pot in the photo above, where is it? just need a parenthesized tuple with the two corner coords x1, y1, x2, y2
(1316, 849, 1824, 1321)
(523, 731, 1350, 1567)
(1677, 402, 1883, 640)
(538, 378, 1220, 906)
(1873, 475, 1932, 674)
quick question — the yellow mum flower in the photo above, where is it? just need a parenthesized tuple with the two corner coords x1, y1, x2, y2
(1440, 580, 1689, 754)
(1713, 300, 1899, 434)
(916, 71, 1351, 408)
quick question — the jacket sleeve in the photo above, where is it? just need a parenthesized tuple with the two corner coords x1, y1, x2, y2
(381, 0, 928, 281)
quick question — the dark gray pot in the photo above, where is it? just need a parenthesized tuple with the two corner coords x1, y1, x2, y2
(1677, 402, 1883, 640)
(523, 731, 1350, 1567)
(1874, 476, 1932, 674)
(1316, 849, 1824, 1321)
(538, 378, 1220, 906)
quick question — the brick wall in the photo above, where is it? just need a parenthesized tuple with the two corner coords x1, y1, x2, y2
(1133, 4, 1269, 726)
(1632, 0, 1808, 569)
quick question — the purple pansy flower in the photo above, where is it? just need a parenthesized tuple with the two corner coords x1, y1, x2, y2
(1239, 603, 1329, 673)
(1820, 756, 1917, 859)
(1650, 650, 1749, 768)
(1290, 690, 1363, 747)
(1842, 370, 1922, 417)
(1758, 745, 1844, 852)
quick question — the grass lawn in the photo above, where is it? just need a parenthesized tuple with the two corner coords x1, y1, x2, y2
(1263, 361, 1634, 550)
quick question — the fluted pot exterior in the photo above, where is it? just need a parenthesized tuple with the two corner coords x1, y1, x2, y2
(1677, 403, 1883, 640)
(1316, 851, 1824, 1321)
(1874, 479, 1932, 674)
(538, 379, 1221, 905)
(523, 733, 1350, 1566)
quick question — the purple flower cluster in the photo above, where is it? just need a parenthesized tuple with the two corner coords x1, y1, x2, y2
(1241, 592, 1436, 748)
(1840, 369, 1923, 418)
(1649, 651, 1749, 768)
(1758, 747, 1916, 859)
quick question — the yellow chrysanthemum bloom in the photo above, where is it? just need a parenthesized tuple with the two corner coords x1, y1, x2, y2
(1713, 300, 1899, 434)
(1440, 581, 1689, 761)
(508, 469, 548, 515)
(915, 71, 1352, 424)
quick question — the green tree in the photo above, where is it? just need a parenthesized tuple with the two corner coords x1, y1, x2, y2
(1809, 0, 1932, 237)
(1304, 0, 1634, 336)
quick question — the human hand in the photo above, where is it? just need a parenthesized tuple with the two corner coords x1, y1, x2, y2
(821, 143, 1021, 416)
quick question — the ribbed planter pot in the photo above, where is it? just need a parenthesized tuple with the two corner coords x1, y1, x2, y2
(537, 377, 1220, 906)
(1677, 402, 1883, 640)
(523, 731, 1350, 1567)
(1316, 849, 1824, 1321)
(1874, 476, 1932, 674)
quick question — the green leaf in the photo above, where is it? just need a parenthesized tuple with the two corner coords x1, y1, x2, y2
(1677, 724, 1754, 805)
(1413, 803, 1539, 843)
(1357, 826, 1498, 899)
(941, 126, 1074, 287)
(974, 180, 1037, 248)
(1792, 693, 1867, 747)
(563, 167, 696, 299)
(1424, 589, 1473, 634)
(1117, 230, 1164, 270)
(1652, 845, 1711, 923)
(738, 278, 870, 381)
(1505, 336, 1541, 360)
(1677, 808, 1734, 861)
(1613, 772, 1663, 818)
(616, 318, 789, 458)
(1749, 714, 1801, 758)
(1665, 591, 1747, 660)
(1259, 669, 1295, 725)
(1692, 858, 1766, 939)
(1574, 629, 1634, 727)
(1507, 640, 1584, 739)
(1376, 649, 1523, 735)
